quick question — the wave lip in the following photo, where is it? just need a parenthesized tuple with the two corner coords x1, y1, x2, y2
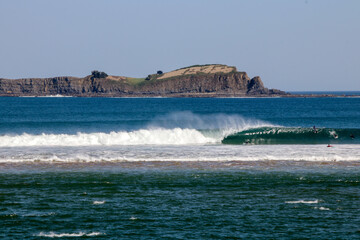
(222, 127, 360, 145)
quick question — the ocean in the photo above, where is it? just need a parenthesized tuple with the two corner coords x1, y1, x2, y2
(0, 96, 359, 239)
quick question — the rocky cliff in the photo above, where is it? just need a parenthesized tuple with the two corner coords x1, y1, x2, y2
(0, 65, 287, 97)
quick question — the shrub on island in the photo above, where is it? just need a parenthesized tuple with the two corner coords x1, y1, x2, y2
(91, 70, 108, 79)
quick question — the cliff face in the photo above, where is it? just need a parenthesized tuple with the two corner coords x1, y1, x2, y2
(0, 65, 287, 97)
(140, 72, 255, 94)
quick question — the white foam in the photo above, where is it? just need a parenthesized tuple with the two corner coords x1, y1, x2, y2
(314, 207, 330, 211)
(285, 200, 319, 204)
(0, 128, 218, 147)
(36, 231, 104, 237)
(0, 144, 359, 163)
(93, 200, 105, 205)
(0, 113, 275, 148)
(23, 212, 56, 217)
(38, 95, 73, 98)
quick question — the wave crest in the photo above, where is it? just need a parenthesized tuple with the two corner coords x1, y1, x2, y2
(35, 231, 104, 237)
(0, 128, 217, 147)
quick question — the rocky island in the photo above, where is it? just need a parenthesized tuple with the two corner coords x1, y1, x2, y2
(0, 64, 288, 97)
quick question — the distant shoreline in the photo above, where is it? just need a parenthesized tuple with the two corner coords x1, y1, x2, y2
(290, 91, 360, 96)
(1, 93, 359, 98)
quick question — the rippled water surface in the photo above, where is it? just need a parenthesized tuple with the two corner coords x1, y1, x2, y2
(1, 162, 360, 239)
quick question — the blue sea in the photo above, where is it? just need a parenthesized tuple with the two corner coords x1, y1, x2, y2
(0, 96, 359, 239)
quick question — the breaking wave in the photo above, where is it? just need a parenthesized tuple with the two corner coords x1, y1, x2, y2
(0, 127, 359, 147)
(222, 127, 360, 145)
(0, 112, 358, 147)
(0, 128, 217, 147)
(0, 113, 270, 147)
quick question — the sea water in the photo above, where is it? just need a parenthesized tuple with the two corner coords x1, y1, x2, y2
(0, 97, 359, 239)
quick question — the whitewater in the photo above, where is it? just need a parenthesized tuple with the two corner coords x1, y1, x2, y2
(0, 112, 269, 147)
(0, 144, 359, 163)
(0, 126, 359, 162)
(0, 128, 219, 147)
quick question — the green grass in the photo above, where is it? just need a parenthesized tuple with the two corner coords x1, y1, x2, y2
(125, 77, 146, 85)
(123, 75, 166, 86)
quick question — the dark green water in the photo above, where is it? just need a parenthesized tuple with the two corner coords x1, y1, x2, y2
(1, 162, 360, 239)
(222, 127, 360, 145)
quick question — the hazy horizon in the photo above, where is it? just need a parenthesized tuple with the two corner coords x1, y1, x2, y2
(1, 0, 359, 91)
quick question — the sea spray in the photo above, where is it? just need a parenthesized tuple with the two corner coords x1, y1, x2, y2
(0, 113, 273, 147)
(147, 111, 273, 139)
(148, 111, 270, 130)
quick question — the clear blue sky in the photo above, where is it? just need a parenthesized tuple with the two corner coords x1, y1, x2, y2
(0, 0, 359, 91)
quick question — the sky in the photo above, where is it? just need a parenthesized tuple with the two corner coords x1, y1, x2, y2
(0, 0, 359, 91)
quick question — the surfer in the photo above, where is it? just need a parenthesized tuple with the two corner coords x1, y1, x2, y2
(333, 133, 338, 139)
(350, 134, 355, 139)
(313, 126, 318, 134)
(327, 144, 333, 147)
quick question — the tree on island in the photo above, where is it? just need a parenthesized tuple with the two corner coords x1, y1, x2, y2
(145, 71, 163, 81)
(145, 75, 152, 81)
(91, 70, 108, 79)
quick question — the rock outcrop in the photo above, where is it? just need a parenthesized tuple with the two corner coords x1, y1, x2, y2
(0, 65, 288, 97)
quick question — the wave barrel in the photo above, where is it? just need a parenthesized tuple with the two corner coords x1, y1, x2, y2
(222, 127, 360, 145)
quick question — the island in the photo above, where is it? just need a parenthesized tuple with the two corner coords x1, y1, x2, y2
(0, 64, 289, 97)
